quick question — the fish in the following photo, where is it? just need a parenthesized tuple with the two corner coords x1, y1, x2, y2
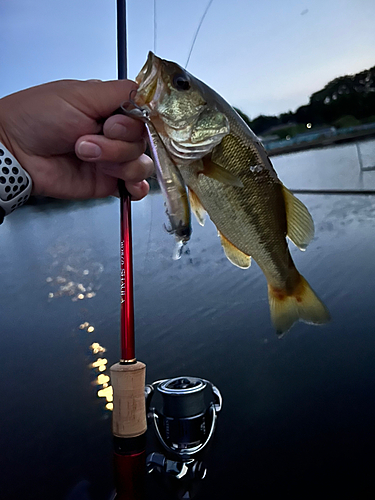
(134, 51, 330, 334)
(120, 102, 191, 258)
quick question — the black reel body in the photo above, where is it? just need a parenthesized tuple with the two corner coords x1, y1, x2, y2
(146, 376, 222, 458)
(145, 377, 222, 498)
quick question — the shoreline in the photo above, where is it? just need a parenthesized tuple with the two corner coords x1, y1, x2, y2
(267, 129, 375, 157)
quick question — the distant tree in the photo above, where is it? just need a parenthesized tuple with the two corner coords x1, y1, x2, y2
(234, 65, 375, 136)
(249, 115, 280, 135)
(279, 111, 294, 124)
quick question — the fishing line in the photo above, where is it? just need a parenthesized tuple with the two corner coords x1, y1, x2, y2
(292, 189, 375, 195)
(185, 0, 214, 68)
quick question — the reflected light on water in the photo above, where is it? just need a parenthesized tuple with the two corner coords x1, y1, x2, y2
(80, 322, 95, 333)
(46, 262, 102, 301)
(90, 342, 106, 354)
(98, 386, 113, 402)
(96, 374, 110, 385)
(91, 358, 108, 368)
(88, 340, 113, 411)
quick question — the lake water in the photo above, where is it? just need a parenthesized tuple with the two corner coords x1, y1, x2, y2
(1, 139, 375, 499)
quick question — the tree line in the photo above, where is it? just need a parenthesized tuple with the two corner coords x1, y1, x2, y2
(236, 65, 375, 136)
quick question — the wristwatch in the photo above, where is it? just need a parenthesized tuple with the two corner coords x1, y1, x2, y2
(0, 143, 33, 224)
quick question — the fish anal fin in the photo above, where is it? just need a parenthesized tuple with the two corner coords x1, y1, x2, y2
(218, 231, 251, 269)
(200, 155, 244, 187)
(188, 188, 206, 226)
(282, 185, 314, 251)
(268, 274, 330, 335)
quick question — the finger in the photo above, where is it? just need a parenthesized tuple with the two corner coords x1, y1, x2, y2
(126, 180, 150, 201)
(76, 135, 146, 163)
(73, 79, 139, 119)
(103, 114, 145, 142)
(99, 154, 154, 183)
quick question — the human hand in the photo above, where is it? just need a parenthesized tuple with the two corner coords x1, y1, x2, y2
(0, 79, 154, 200)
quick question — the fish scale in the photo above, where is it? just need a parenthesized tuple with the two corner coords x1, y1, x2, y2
(180, 131, 291, 288)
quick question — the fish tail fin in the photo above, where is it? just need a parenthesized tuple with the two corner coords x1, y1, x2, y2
(267, 274, 330, 335)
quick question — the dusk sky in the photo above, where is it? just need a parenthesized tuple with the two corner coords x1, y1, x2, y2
(1, 0, 375, 118)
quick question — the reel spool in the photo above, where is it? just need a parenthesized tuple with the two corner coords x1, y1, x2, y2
(145, 376, 222, 458)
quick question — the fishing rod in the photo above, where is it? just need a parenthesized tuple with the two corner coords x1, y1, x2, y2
(108, 4, 223, 498)
(110, 1, 147, 498)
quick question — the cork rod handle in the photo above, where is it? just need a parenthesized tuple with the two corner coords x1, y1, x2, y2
(110, 361, 147, 438)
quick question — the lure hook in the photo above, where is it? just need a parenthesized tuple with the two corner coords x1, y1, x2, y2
(120, 90, 150, 122)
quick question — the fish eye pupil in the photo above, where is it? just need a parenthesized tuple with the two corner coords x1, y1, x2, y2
(173, 74, 190, 91)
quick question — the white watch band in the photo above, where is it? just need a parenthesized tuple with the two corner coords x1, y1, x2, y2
(0, 143, 33, 222)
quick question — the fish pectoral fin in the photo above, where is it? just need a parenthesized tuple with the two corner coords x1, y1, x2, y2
(268, 274, 330, 335)
(218, 231, 251, 269)
(199, 156, 244, 187)
(188, 188, 206, 226)
(282, 185, 314, 251)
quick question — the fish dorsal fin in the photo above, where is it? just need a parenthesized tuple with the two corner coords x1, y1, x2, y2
(200, 155, 244, 187)
(218, 231, 251, 269)
(188, 188, 206, 226)
(282, 185, 314, 251)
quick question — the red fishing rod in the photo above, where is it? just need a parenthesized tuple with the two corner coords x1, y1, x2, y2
(110, 1, 147, 498)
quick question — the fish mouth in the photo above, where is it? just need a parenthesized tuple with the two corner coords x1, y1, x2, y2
(135, 51, 161, 106)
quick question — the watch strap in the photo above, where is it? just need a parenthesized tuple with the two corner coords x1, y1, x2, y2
(0, 143, 32, 222)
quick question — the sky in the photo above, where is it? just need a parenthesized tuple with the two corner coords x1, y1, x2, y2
(1, 0, 375, 118)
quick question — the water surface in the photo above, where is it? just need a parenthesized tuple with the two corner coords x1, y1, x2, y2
(1, 140, 375, 498)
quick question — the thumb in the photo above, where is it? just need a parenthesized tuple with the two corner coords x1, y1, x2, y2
(73, 79, 138, 119)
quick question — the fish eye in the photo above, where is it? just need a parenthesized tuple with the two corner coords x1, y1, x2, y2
(172, 73, 190, 91)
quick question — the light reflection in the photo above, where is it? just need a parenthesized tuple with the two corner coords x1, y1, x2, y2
(80, 322, 95, 333)
(98, 385, 113, 402)
(91, 358, 108, 368)
(97, 374, 110, 385)
(84, 324, 112, 411)
(46, 263, 102, 301)
(90, 342, 106, 354)
(88, 340, 113, 411)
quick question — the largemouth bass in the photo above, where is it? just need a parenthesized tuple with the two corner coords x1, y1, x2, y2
(134, 52, 330, 334)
